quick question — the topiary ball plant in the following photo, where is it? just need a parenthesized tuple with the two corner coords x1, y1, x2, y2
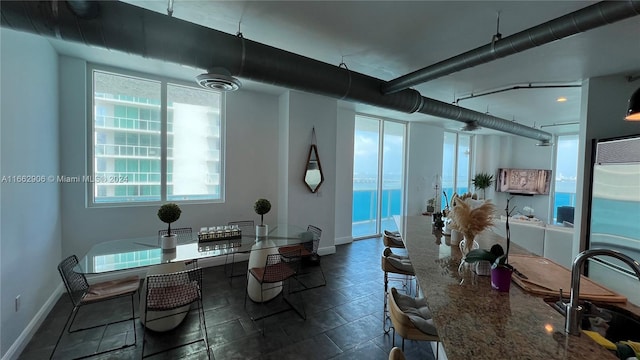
(254, 198, 271, 226)
(157, 202, 181, 236)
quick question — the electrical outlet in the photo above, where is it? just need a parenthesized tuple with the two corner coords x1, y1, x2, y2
(15, 295, 20, 312)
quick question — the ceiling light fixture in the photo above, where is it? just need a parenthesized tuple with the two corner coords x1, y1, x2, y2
(196, 67, 241, 91)
(460, 121, 481, 132)
(535, 139, 554, 147)
(556, 96, 567, 102)
(624, 87, 640, 121)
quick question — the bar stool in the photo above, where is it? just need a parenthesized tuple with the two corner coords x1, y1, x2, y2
(381, 247, 417, 333)
(383, 230, 405, 248)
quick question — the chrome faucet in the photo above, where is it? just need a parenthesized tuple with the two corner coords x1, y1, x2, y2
(565, 249, 640, 335)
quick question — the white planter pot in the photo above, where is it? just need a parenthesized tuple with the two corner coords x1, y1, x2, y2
(161, 234, 177, 250)
(450, 229, 463, 245)
(256, 224, 269, 238)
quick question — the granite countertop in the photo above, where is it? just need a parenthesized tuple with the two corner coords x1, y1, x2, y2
(395, 215, 621, 360)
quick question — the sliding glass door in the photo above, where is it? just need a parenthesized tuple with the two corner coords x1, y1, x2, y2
(352, 116, 405, 239)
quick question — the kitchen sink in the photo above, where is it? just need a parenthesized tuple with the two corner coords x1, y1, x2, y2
(546, 298, 640, 343)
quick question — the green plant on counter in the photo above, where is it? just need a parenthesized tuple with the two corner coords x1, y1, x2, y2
(463, 196, 516, 270)
(472, 172, 494, 199)
(427, 198, 436, 213)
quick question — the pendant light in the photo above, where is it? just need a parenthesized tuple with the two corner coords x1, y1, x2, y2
(625, 87, 640, 121)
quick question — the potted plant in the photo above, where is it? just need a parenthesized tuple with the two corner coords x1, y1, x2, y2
(448, 195, 496, 253)
(463, 196, 515, 292)
(254, 198, 271, 238)
(157, 202, 181, 250)
(426, 198, 435, 213)
(472, 172, 494, 199)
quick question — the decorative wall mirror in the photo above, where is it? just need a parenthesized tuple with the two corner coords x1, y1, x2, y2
(304, 128, 324, 193)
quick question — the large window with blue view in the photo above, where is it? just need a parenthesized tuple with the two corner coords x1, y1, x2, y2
(442, 132, 471, 209)
(352, 116, 405, 238)
(553, 134, 579, 224)
(90, 67, 223, 205)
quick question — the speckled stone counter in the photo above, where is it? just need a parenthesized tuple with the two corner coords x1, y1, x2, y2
(395, 215, 618, 360)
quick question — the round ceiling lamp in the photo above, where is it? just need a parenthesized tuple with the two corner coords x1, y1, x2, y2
(196, 67, 241, 91)
(460, 121, 481, 132)
(624, 87, 640, 121)
(535, 139, 554, 146)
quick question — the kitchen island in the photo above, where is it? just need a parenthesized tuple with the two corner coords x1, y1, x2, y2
(395, 215, 617, 360)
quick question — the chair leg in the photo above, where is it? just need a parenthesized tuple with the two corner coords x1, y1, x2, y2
(196, 297, 211, 359)
(401, 337, 405, 351)
(49, 305, 78, 359)
(383, 271, 391, 333)
(391, 326, 396, 347)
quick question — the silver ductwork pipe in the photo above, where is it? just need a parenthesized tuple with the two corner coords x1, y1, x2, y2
(0, 0, 551, 141)
(418, 98, 550, 141)
(383, 0, 640, 95)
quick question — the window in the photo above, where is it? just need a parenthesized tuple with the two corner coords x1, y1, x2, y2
(90, 68, 223, 205)
(553, 134, 579, 223)
(442, 132, 471, 209)
(352, 115, 406, 238)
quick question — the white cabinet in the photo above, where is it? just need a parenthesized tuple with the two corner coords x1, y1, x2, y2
(493, 218, 545, 256)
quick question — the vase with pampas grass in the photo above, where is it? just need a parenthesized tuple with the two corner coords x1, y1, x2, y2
(448, 195, 496, 254)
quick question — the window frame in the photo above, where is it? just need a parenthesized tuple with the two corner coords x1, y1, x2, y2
(86, 64, 226, 207)
(442, 131, 473, 209)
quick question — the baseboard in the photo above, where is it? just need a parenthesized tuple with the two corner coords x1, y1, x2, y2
(2, 283, 64, 360)
(318, 245, 336, 256)
(334, 236, 353, 246)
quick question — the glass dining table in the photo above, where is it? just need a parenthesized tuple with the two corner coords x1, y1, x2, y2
(75, 224, 314, 331)
(76, 224, 312, 274)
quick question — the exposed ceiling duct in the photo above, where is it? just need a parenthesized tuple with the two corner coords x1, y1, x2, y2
(382, 0, 640, 95)
(3, 1, 617, 142)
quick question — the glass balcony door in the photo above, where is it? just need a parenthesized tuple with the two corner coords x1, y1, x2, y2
(352, 116, 405, 239)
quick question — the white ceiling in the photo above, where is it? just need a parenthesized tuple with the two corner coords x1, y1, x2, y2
(48, 1, 640, 136)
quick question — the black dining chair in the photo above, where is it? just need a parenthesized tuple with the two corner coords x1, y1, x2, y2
(141, 267, 210, 359)
(277, 224, 326, 290)
(244, 248, 304, 334)
(51, 255, 140, 360)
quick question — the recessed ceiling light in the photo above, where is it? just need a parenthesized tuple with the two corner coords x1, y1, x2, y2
(556, 97, 567, 102)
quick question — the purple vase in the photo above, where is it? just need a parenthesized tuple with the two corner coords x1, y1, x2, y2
(491, 267, 513, 292)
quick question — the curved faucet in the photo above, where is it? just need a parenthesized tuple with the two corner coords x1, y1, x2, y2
(565, 249, 640, 335)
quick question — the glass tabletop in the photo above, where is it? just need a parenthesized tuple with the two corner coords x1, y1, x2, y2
(76, 224, 315, 274)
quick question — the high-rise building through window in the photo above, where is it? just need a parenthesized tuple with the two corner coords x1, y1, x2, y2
(91, 68, 223, 205)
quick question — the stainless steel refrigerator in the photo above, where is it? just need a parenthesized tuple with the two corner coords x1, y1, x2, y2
(586, 135, 640, 304)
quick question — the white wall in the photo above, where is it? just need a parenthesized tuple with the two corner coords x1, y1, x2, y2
(335, 106, 355, 245)
(282, 91, 338, 253)
(406, 122, 444, 216)
(1, 29, 62, 358)
(485, 135, 555, 221)
(59, 56, 282, 259)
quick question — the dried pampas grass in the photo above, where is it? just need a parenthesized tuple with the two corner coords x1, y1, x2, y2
(449, 198, 496, 252)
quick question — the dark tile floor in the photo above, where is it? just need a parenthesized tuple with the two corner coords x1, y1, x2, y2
(18, 238, 436, 359)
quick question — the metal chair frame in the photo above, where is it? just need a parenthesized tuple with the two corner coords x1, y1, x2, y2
(388, 287, 439, 358)
(51, 255, 139, 360)
(382, 249, 418, 334)
(244, 249, 305, 334)
(225, 220, 254, 284)
(141, 267, 210, 359)
(278, 224, 327, 291)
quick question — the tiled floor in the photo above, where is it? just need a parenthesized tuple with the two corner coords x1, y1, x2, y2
(18, 238, 436, 359)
